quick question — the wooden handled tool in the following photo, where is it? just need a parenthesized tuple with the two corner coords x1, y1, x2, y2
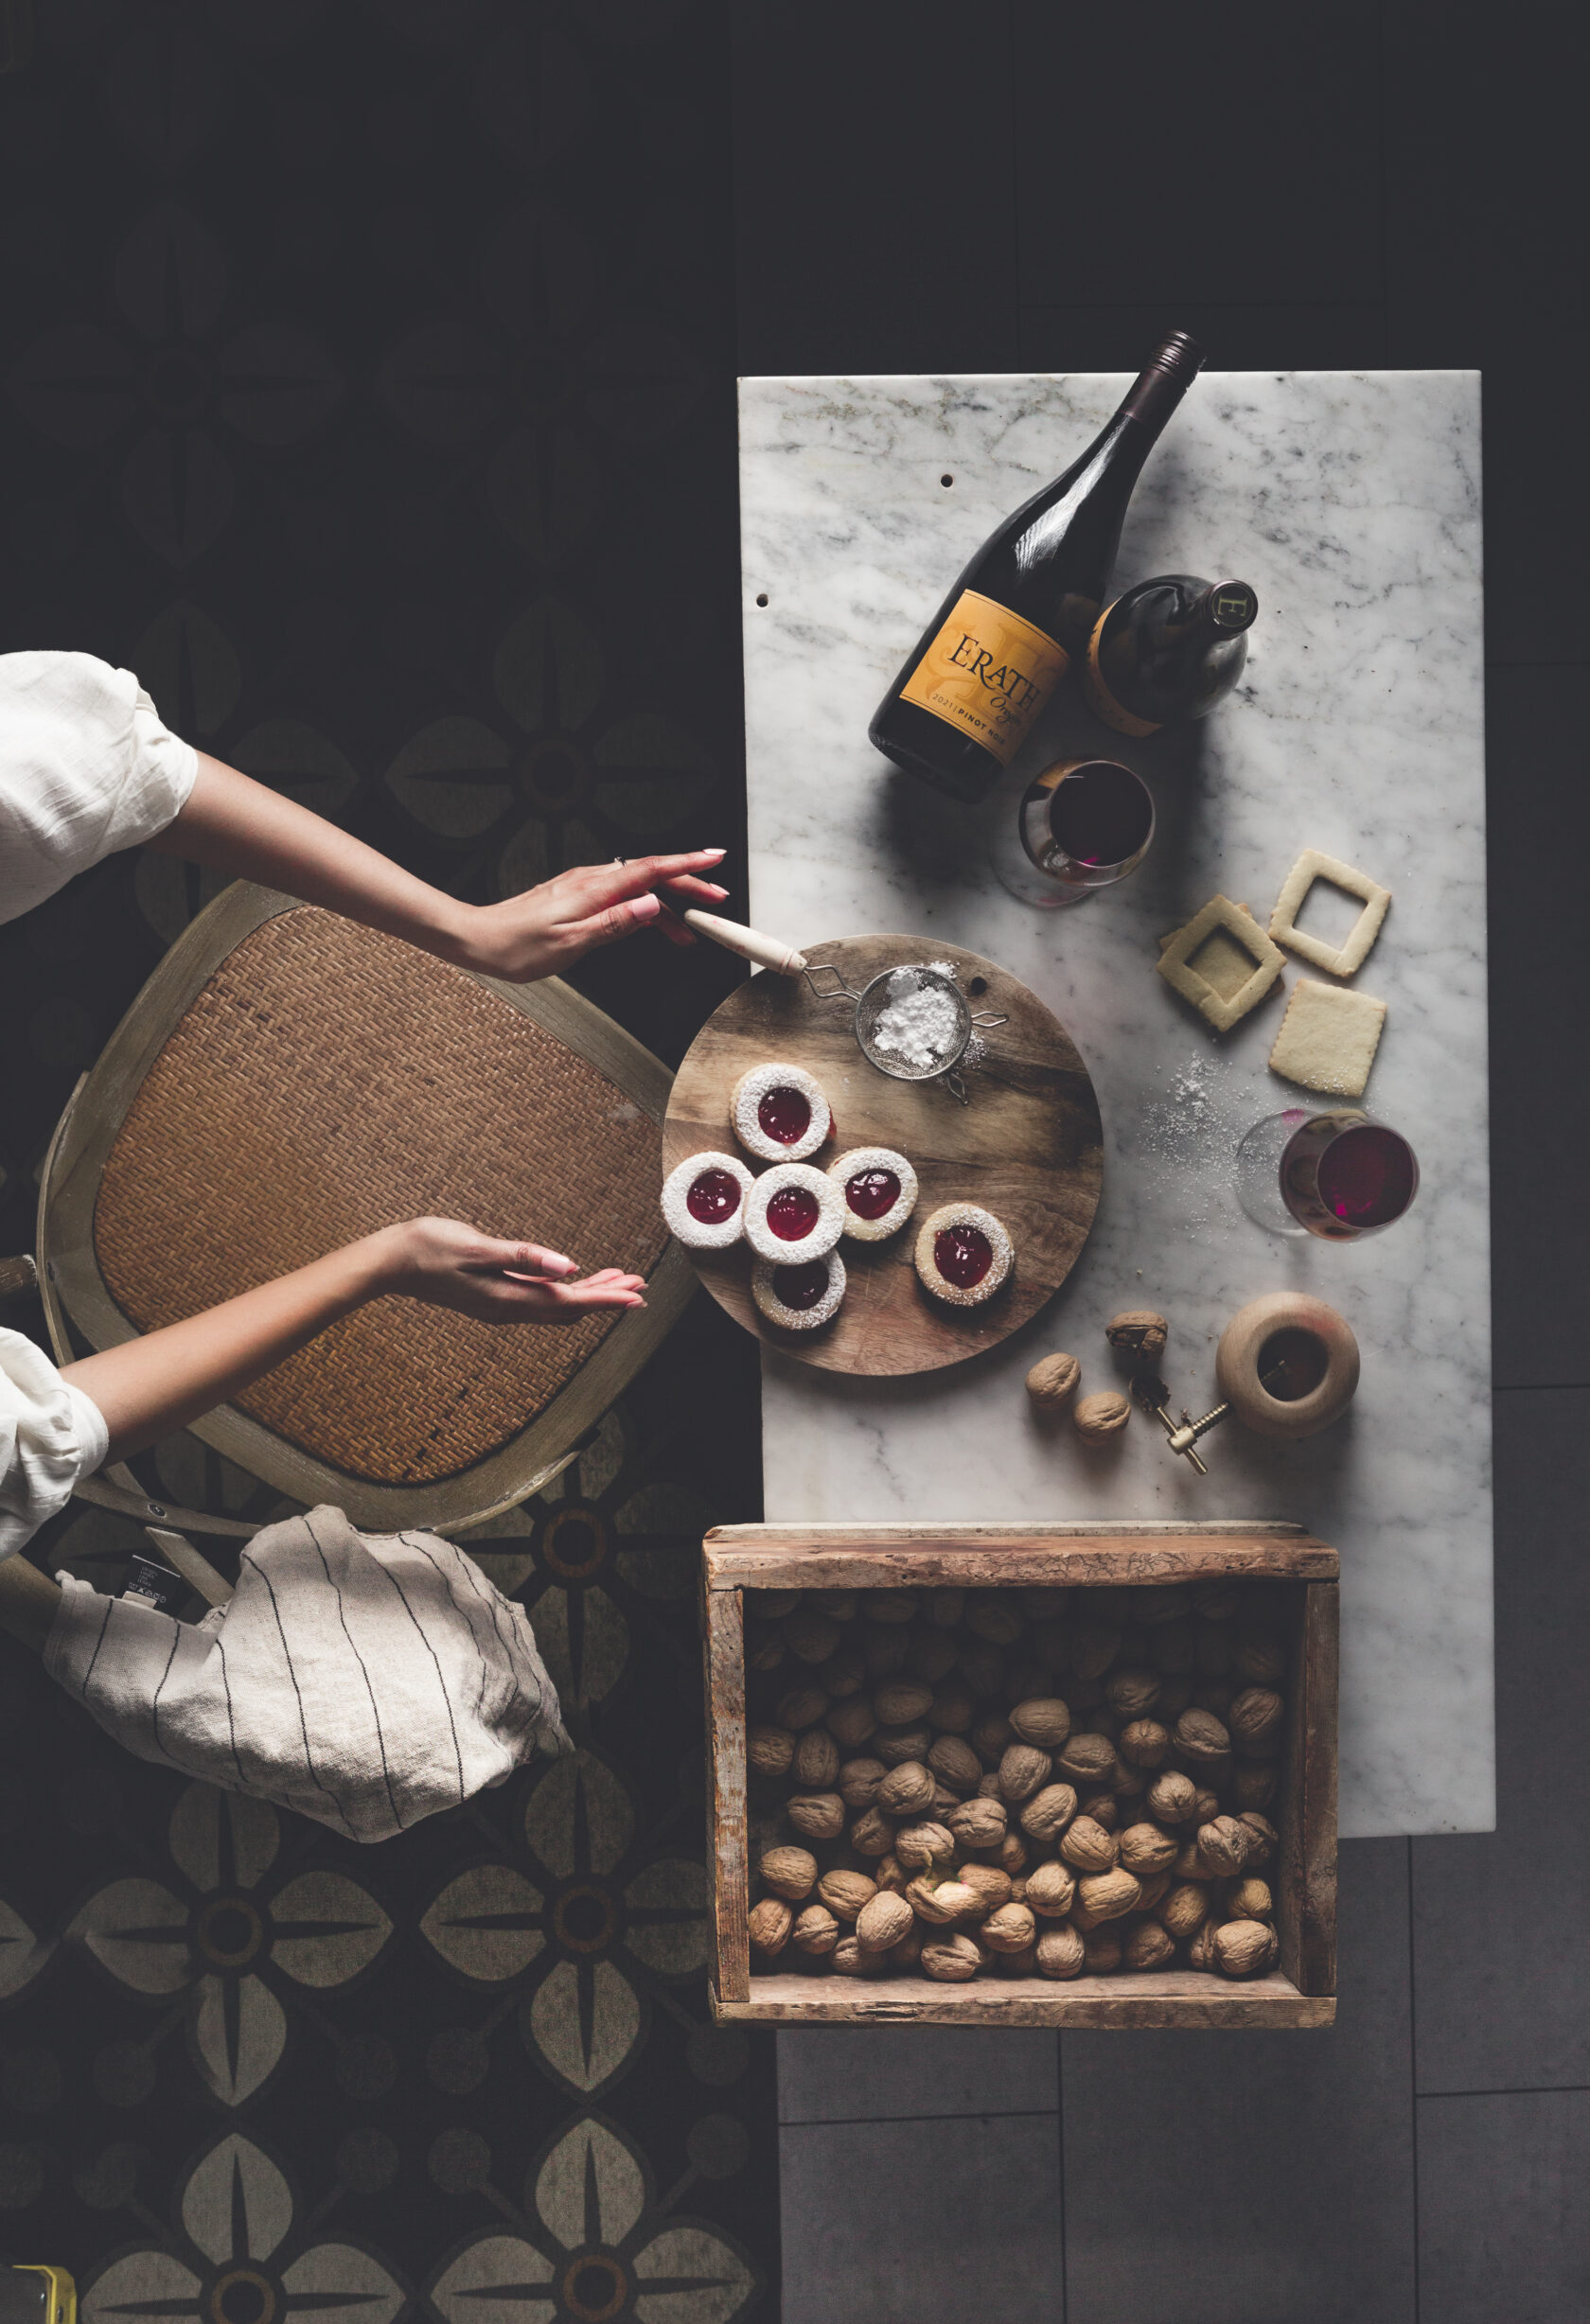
(680, 909, 808, 977)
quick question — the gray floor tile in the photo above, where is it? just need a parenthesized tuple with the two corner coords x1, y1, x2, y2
(778, 2025, 1058, 2122)
(1413, 1387, 1590, 2092)
(1418, 2088, 1590, 2324)
(1061, 1839, 1415, 2324)
(1021, 302, 1387, 374)
(779, 2110, 1062, 2324)
(731, 2, 1019, 376)
(1014, 0, 1382, 310)
(1483, 678, 1590, 1389)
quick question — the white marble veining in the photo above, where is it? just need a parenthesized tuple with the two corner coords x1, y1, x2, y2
(738, 370, 1490, 1840)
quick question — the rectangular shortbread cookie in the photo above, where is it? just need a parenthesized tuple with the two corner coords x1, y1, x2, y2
(1157, 895, 1285, 1033)
(1268, 977, 1387, 1098)
(1268, 847, 1391, 977)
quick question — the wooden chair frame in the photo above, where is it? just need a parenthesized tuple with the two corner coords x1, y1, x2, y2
(34, 882, 695, 1537)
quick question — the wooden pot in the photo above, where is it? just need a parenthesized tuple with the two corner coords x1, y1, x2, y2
(1215, 1293, 1359, 1441)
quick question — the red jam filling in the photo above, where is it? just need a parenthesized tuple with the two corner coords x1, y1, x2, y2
(773, 1259, 830, 1312)
(766, 1185, 821, 1241)
(933, 1223, 994, 1290)
(758, 1084, 812, 1145)
(846, 1168, 901, 1221)
(686, 1168, 741, 1225)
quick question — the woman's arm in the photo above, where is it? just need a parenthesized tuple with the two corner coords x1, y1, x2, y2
(62, 1218, 645, 1465)
(148, 753, 729, 981)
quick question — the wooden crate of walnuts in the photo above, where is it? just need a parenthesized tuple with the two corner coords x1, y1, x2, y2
(703, 1523, 1336, 2028)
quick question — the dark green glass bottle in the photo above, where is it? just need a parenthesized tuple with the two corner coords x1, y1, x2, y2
(1083, 573, 1257, 735)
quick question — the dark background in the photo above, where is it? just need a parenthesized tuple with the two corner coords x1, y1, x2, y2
(3, 0, 1588, 2318)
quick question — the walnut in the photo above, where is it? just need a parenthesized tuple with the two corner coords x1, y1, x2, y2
(1026, 1351, 1082, 1409)
(759, 1845, 818, 1900)
(971, 1712, 1016, 1767)
(786, 1792, 845, 1842)
(747, 1725, 796, 1779)
(791, 1904, 839, 1955)
(928, 1734, 982, 1791)
(747, 1632, 786, 1673)
(837, 1756, 887, 1810)
(1195, 1817, 1251, 1878)
(905, 1629, 959, 1685)
(997, 1830, 1029, 1876)
(894, 1820, 956, 1872)
(1232, 1763, 1279, 1813)
(1228, 1686, 1284, 1757)
(1074, 1390, 1132, 1445)
(1193, 1681, 1234, 1720)
(1118, 1822, 1178, 1876)
(1232, 1634, 1287, 1687)
(1135, 1870, 1173, 1912)
(831, 1935, 885, 1976)
(1024, 1860, 1077, 1919)
(813, 1589, 857, 1620)
(816, 1870, 875, 1923)
(1172, 1837, 1205, 1881)
(1172, 1708, 1231, 1769)
(824, 1698, 876, 1748)
(975, 1772, 1003, 1802)
(1008, 1697, 1072, 1749)
(889, 1926, 925, 1971)
(959, 1644, 1005, 1698)
(1119, 1717, 1171, 1769)
(920, 1931, 983, 1981)
(753, 1589, 802, 1616)
(1056, 1732, 1118, 1787)
(875, 1723, 933, 1769)
(1193, 1581, 1243, 1622)
(1019, 1783, 1079, 1843)
(1035, 1924, 1086, 1980)
(909, 1876, 979, 1927)
(874, 1854, 910, 1894)
(856, 1892, 914, 1953)
(945, 1796, 1008, 1852)
(980, 1902, 1037, 1954)
(1123, 1920, 1175, 1972)
(848, 1807, 895, 1857)
(1157, 1881, 1210, 1940)
(864, 1590, 917, 1624)
(1105, 1309, 1168, 1363)
(964, 1593, 1025, 1646)
(1078, 1791, 1119, 1830)
(785, 1608, 841, 1664)
(1228, 1878, 1273, 1921)
(1081, 1926, 1123, 1973)
(1213, 1919, 1280, 1980)
(748, 1897, 793, 1955)
(1239, 1813, 1280, 1867)
(1075, 1867, 1142, 1924)
(1069, 1621, 1122, 1681)
(1143, 1766, 1190, 1822)
(1187, 1919, 1220, 1973)
(928, 1680, 976, 1734)
(774, 1686, 828, 1732)
(998, 1743, 1053, 1803)
(1059, 1816, 1120, 1874)
(877, 1761, 936, 1818)
(791, 1729, 840, 1790)
(1192, 1787, 1222, 1824)
(1134, 1582, 1192, 1624)
(925, 1587, 964, 1629)
(873, 1679, 933, 1727)
(1106, 1668, 1161, 1718)
(955, 1861, 1012, 1912)
(991, 1943, 1038, 1978)
(818, 1646, 866, 1698)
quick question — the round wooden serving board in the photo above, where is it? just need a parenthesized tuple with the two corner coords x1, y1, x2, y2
(662, 935, 1104, 1377)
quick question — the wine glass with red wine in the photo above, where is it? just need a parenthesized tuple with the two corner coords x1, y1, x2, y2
(988, 755, 1156, 908)
(1235, 1107, 1420, 1241)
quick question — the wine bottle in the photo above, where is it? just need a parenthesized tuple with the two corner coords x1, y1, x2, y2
(1083, 573, 1257, 735)
(868, 330, 1205, 802)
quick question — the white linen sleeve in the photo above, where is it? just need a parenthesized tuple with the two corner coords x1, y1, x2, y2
(0, 1326, 109, 1563)
(0, 649, 200, 924)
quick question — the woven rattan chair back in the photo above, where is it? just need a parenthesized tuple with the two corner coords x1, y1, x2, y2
(37, 884, 692, 1534)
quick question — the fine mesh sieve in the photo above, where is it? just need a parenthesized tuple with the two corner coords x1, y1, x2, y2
(802, 960, 1007, 1102)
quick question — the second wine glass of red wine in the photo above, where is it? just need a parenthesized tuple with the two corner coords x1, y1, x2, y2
(988, 755, 1156, 908)
(1235, 1108, 1420, 1241)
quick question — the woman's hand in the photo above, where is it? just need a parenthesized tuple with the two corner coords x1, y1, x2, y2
(453, 852, 730, 981)
(374, 1218, 646, 1323)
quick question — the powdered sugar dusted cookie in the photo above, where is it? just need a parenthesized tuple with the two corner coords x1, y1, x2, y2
(661, 1151, 756, 1250)
(914, 1203, 1014, 1307)
(752, 1249, 847, 1330)
(729, 1061, 833, 1163)
(744, 1161, 845, 1266)
(828, 1146, 919, 1241)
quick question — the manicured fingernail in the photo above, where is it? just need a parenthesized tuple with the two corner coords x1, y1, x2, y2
(702, 848, 726, 860)
(632, 892, 661, 921)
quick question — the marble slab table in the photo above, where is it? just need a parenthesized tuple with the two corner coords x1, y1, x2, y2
(736, 368, 1490, 1843)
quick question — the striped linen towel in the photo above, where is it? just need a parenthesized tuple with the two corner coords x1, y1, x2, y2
(44, 1504, 572, 1841)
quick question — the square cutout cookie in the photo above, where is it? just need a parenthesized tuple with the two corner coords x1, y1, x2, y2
(1268, 848, 1390, 977)
(1157, 895, 1285, 1032)
(1268, 977, 1387, 1097)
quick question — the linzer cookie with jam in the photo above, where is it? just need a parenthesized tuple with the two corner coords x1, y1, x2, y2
(914, 1203, 1014, 1306)
(752, 1250, 847, 1331)
(661, 1152, 756, 1250)
(729, 1061, 833, 1163)
(827, 1146, 918, 1241)
(744, 1162, 845, 1266)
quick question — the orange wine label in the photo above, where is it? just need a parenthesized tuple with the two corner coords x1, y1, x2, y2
(899, 589, 1067, 766)
(1082, 607, 1160, 737)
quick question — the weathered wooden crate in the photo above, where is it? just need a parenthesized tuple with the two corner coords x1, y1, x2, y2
(703, 1522, 1337, 2030)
